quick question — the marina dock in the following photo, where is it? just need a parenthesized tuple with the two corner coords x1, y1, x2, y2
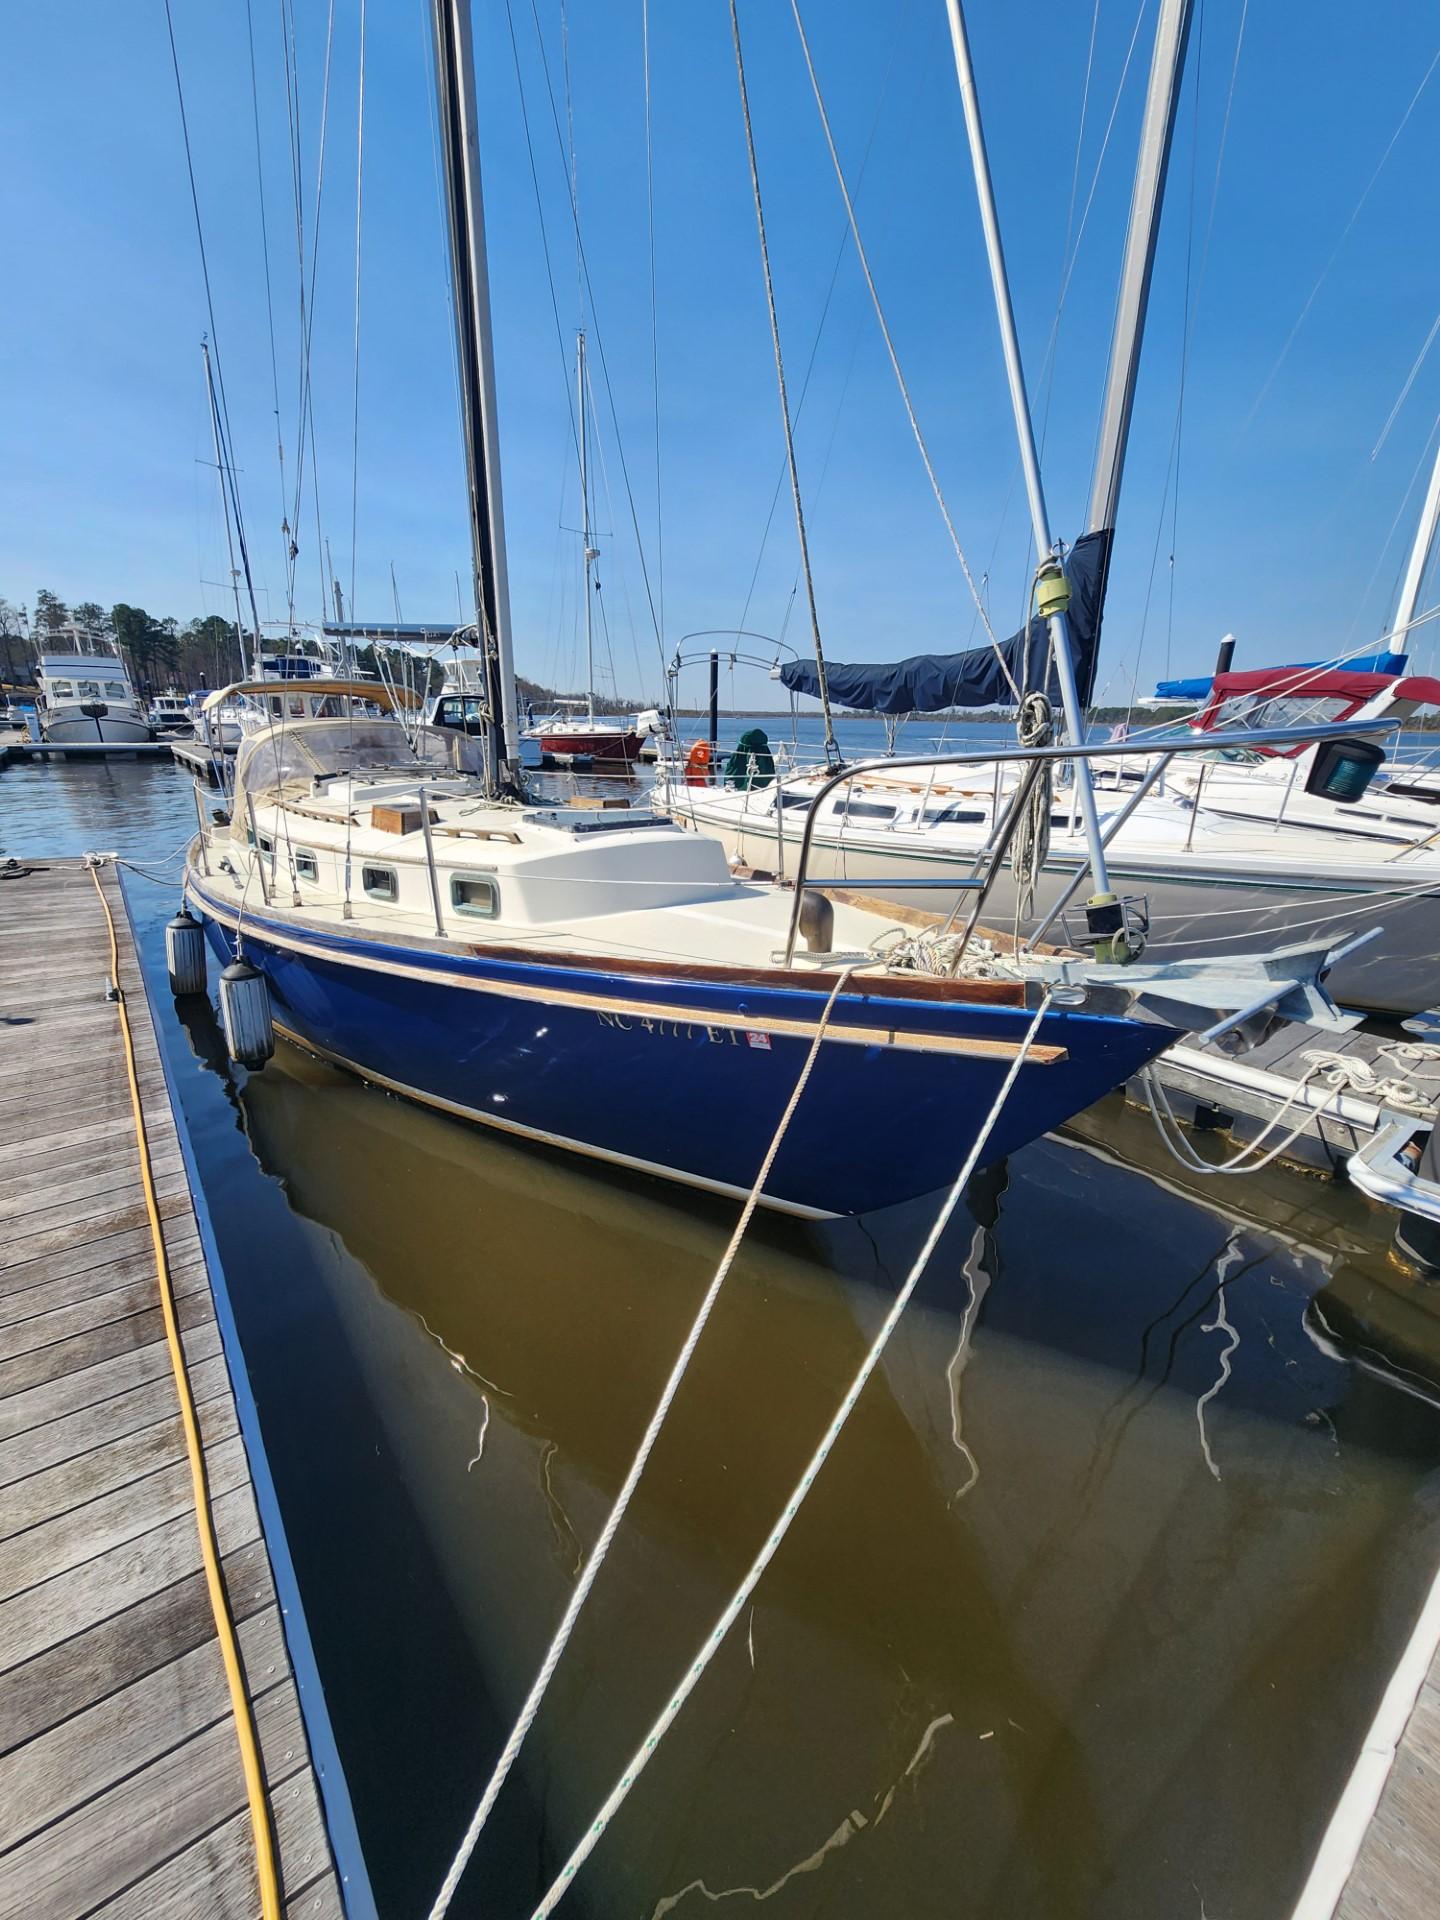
(0, 857, 348, 1919)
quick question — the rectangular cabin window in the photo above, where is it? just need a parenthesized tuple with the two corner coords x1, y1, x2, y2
(257, 832, 275, 856)
(77, 680, 102, 698)
(293, 849, 319, 883)
(832, 799, 897, 823)
(450, 874, 498, 919)
(49, 680, 73, 697)
(102, 682, 127, 700)
(922, 804, 986, 825)
(363, 864, 398, 903)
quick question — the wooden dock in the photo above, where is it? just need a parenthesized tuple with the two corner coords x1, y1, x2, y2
(1294, 1585, 1440, 1920)
(0, 858, 346, 1918)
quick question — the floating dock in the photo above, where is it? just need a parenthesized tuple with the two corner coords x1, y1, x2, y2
(1134, 1020, 1437, 1174)
(1294, 1577, 1440, 1919)
(170, 737, 233, 786)
(0, 738, 174, 767)
(0, 858, 354, 1918)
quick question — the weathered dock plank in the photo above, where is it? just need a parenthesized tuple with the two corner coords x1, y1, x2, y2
(0, 859, 347, 1918)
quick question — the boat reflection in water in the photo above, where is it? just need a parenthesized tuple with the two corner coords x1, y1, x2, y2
(190, 999, 1440, 1920)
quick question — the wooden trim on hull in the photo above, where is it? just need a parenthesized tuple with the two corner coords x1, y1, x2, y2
(188, 879, 1066, 1064)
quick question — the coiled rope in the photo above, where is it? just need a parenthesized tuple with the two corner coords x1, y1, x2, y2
(85, 858, 281, 1919)
(523, 993, 1055, 1918)
(1009, 690, 1054, 925)
(428, 964, 863, 1918)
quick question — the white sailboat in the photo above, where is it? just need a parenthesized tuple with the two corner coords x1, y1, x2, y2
(653, 0, 1440, 1017)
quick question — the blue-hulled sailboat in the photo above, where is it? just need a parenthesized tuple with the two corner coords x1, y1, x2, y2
(179, 0, 1376, 1220)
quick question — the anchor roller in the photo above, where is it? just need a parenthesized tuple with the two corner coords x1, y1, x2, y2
(218, 958, 274, 1068)
(165, 909, 208, 999)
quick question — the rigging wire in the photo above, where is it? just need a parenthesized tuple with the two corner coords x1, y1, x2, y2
(501, 0, 581, 472)
(161, 0, 263, 654)
(735, 0, 913, 641)
(1245, 37, 1440, 430)
(349, 0, 367, 615)
(788, 0, 1019, 700)
(730, 0, 838, 760)
(641, 0, 665, 647)
(1372, 305, 1440, 463)
(525, 0, 669, 680)
(244, 0, 288, 553)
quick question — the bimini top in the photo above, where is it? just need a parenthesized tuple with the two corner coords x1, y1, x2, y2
(1195, 667, 1440, 755)
(200, 677, 419, 714)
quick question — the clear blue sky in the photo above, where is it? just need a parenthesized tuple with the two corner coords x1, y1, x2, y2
(3, 0, 1438, 709)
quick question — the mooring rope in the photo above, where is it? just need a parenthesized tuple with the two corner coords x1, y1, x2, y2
(85, 857, 281, 1919)
(523, 993, 1055, 1918)
(427, 964, 864, 1919)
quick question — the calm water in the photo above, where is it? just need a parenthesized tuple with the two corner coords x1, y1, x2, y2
(7, 750, 1440, 1919)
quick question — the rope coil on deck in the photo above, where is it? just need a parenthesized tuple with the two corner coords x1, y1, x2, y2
(84, 856, 282, 1920)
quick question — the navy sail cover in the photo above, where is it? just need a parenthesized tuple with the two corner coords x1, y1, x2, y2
(779, 529, 1112, 715)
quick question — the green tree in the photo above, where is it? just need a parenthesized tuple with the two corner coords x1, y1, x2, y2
(33, 588, 69, 644)
(71, 601, 112, 650)
(0, 599, 28, 688)
(181, 614, 244, 689)
(110, 603, 176, 690)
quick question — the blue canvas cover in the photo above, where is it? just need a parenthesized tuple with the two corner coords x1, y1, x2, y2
(778, 529, 1113, 715)
(1153, 651, 1409, 703)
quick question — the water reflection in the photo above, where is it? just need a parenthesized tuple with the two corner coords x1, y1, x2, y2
(187, 1014, 1440, 1919)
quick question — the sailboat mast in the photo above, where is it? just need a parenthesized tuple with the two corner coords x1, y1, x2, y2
(943, 0, 1110, 897)
(1087, 0, 1194, 542)
(578, 329, 596, 724)
(428, 0, 521, 786)
(202, 340, 253, 681)
(1393, 436, 1440, 653)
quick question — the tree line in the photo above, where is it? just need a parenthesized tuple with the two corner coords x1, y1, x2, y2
(0, 590, 246, 695)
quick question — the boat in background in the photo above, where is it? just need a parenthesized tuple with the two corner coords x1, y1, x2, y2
(148, 689, 194, 734)
(34, 642, 149, 743)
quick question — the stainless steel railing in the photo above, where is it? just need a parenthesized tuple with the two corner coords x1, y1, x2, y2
(779, 719, 1394, 967)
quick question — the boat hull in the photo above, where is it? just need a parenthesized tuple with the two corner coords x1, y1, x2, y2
(536, 728, 642, 763)
(41, 713, 152, 745)
(671, 803, 1440, 1016)
(187, 876, 1175, 1218)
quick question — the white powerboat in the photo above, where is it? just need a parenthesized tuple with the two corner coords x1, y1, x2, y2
(34, 645, 149, 744)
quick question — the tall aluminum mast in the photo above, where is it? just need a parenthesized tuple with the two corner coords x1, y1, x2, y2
(1393, 435, 1440, 653)
(577, 330, 597, 724)
(429, 0, 521, 786)
(1087, 0, 1195, 541)
(943, 0, 1110, 898)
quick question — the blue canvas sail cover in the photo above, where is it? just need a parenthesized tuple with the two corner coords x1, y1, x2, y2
(778, 529, 1112, 715)
(1153, 650, 1409, 703)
